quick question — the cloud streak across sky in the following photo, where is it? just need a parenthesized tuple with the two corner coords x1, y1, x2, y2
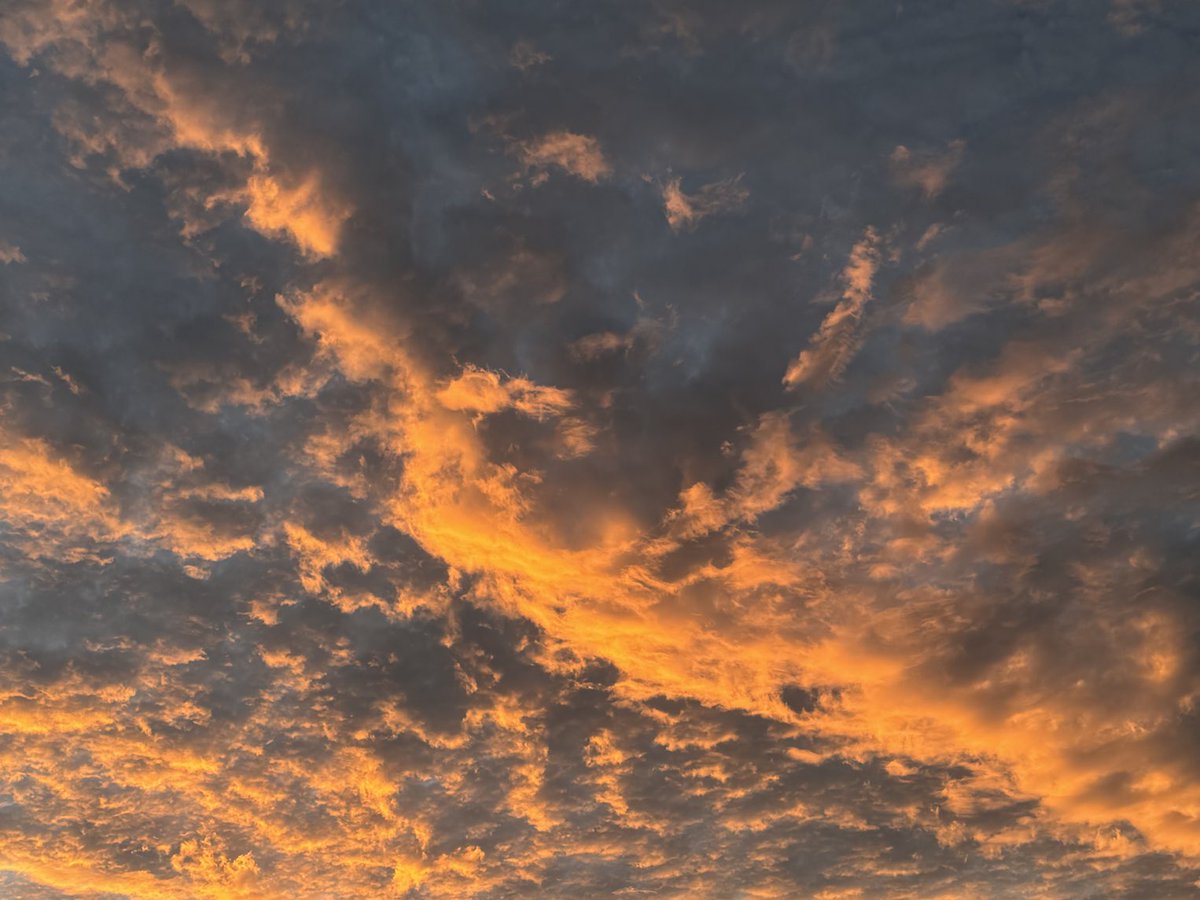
(1, 0, 1199, 896)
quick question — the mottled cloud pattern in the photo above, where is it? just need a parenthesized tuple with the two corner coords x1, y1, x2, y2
(1, 0, 1199, 896)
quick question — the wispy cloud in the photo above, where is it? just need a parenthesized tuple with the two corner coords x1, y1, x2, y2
(1, 0, 1199, 895)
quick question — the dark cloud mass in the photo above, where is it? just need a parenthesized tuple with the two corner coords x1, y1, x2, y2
(1, 0, 1199, 895)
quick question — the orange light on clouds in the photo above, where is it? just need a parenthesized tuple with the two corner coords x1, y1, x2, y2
(1, 0, 1199, 896)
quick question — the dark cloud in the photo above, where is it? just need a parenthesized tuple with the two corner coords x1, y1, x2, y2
(1, 0, 1199, 895)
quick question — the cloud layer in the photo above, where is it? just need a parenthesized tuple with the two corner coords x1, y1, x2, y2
(2, 0, 1200, 896)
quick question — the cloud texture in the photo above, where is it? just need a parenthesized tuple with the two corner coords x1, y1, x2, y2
(1, 0, 1200, 896)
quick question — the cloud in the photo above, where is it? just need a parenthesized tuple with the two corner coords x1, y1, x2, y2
(667, 411, 860, 538)
(436, 366, 574, 420)
(889, 140, 965, 199)
(2, 0, 1200, 894)
(0, 241, 25, 264)
(508, 40, 550, 71)
(661, 173, 749, 231)
(517, 131, 611, 182)
(783, 227, 882, 389)
(0, 0, 349, 256)
(239, 172, 350, 259)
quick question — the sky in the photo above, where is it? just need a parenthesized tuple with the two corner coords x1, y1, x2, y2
(1, 0, 1199, 896)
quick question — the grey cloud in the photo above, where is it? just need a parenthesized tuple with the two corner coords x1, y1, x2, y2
(2, 0, 1200, 895)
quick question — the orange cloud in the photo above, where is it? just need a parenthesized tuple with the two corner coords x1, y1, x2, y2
(435, 366, 575, 420)
(241, 172, 350, 259)
(783, 228, 882, 389)
(5, 4, 1200, 892)
(517, 131, 610, 182)
(0, 2, 349, 258)
(662, 174, 749, 231)
(268, 261, 1200, 872)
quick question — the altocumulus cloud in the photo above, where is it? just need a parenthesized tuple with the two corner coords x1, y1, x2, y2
(1, 0, 1200, 896)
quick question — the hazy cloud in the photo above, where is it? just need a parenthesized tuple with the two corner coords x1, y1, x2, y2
(2, 0, 1199, 895)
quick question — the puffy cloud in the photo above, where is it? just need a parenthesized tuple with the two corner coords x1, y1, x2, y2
(2, 0, 1200, 895)
(239, 172, 349, 259)
(435, 366, 574, 420)
(0, 432, 129, 560)
(0, 0, 349, 256)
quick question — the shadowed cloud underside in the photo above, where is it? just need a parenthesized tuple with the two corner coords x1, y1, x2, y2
(1, 0, 1200, 897)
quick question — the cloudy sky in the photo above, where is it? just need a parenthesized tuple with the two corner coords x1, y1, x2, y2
(1, 0, 1199, 896)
